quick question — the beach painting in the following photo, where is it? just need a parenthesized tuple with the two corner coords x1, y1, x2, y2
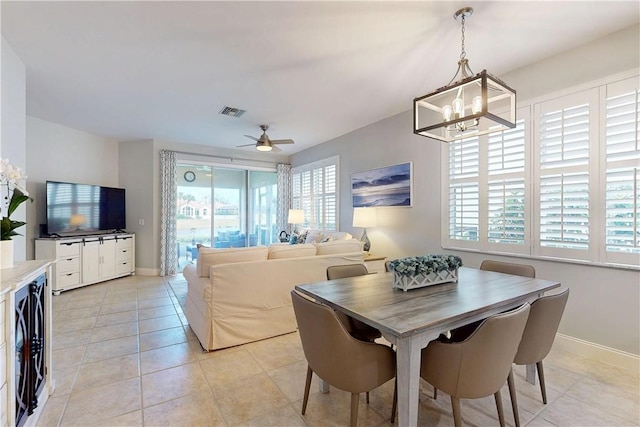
(352, 162, 412, 207)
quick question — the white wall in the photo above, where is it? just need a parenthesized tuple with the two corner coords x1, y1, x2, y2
(290, 25, 640, 356)
(1, 36, 27, 261)
(25, 116, 120, 259)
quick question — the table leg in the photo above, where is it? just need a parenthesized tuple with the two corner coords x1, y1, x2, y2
(395, 336, 422, 427)
(319, 380, 330, 393)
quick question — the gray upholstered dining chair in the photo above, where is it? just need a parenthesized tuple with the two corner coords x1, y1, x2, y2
(479, 259, 536, 278)
(420, 303, 531, 427)
(448, 260, 536, 342)
(326, 264, 383, 343)
(507, 288, 570, 427)
(291, 290, 397, 427)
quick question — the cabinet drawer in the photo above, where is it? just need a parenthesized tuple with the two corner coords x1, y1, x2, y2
(117, 237, 133, 249)
(58, 256, 80, 273)
(116, 261, 132, 275)
(0, 344, 5, 386)
(58, 271, 81, 288)
(0, 301, 4, 344)
(57, 242, 81, 257)
(117, 248, 132, 261)
(0, 382, 6, 427)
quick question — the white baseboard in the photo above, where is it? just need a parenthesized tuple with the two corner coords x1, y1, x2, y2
(555, 333, 639, 374)
(134, 267, 159, 276)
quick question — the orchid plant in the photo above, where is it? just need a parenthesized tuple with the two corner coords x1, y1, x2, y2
(388, 254, 463, 277)
(0, 159, 32, 241)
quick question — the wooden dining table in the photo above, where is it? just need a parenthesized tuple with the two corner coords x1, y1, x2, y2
(295, 266, 561, 427)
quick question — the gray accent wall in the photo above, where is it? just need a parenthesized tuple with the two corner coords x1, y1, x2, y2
(290, 25, 640, 356)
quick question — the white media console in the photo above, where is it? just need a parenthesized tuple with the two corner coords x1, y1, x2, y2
(35, 233, 135, 295)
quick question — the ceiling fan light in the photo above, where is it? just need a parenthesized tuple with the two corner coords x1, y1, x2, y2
(256, 144, 272, 152)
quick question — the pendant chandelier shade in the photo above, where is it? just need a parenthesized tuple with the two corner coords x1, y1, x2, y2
(413, 7, 516, 142)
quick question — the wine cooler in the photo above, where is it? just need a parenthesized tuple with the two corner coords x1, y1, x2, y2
(14, 274, 46, 427)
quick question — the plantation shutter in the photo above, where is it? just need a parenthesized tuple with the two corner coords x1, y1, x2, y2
(291, 156, 339, 231)
(447, 136, 479, 244)
(535, 89, 597, 260)
(487, 117, 528, 249)
(604, 77, 640, 263)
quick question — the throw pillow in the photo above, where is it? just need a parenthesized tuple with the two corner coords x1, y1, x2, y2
(296, 230, 308, 244)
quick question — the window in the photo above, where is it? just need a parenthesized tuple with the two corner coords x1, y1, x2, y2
(535, 90, 597, 261)
(603, 77, 640, 265)
(292, 156, 339, 230)
(445, 112, 530, 254)
(443, 72, 640, 268)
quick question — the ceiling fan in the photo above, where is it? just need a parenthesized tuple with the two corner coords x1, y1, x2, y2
(237, 124, 294, 152)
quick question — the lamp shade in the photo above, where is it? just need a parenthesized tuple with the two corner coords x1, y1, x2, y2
(353, 207, 378, 228)
(288, 209, 304, 224)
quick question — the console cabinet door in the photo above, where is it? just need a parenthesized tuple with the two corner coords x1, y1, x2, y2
(82, 239, 117, 283)
(100, 239, 117, 278)
(81, 240, 101, 284)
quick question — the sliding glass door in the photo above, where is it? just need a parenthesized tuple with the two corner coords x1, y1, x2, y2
(176, 162, 278, 264)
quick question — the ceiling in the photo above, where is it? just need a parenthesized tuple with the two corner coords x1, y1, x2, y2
(2, 1, 638, 155)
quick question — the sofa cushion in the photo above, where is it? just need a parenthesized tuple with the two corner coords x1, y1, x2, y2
(197, 246, 268, 277)
(303, 230, 353, 244)
(315, 238, 363, 255)
(268, 243, 317, 259)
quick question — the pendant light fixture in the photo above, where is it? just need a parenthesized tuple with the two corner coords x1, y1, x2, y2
(413, 7, 516, 142)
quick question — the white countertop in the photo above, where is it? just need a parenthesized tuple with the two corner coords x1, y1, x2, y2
(0, 260, 55, 295)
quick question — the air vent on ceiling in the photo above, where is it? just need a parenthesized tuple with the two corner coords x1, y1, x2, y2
(219, 106, 246, 118)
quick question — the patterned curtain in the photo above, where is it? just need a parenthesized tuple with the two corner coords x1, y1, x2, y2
(276, 163, 292, 235)
(159, 150, 178, 276)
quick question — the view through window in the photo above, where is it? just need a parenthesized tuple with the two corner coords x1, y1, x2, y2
(176, 163, 278, 264)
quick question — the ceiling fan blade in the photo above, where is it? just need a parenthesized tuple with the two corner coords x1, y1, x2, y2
(271, 145, 282, 153)
(271, 139, 294, 145)
(244, 135, 259, 141)
(236, 143, 256, 148)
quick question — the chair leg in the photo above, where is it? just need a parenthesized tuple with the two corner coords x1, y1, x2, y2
(537, 361, 548, 404)
(350, 393, 359, 427)
(391, 377, 398, 424)
(494, 389, 506, 427)
(302, 365, 313, 415)
(366, 391, 370, 404)
(433, 387, 438, 399)
(451, 397, 462, 427)
(507, 367, 521, 427)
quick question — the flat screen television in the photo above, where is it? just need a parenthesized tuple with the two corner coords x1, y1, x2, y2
(46, 181, 126, 236)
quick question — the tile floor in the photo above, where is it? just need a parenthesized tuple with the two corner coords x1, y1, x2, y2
(36, 274, 639, 427)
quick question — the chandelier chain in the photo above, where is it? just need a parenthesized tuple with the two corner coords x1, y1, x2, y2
(460, 14, 466, 60)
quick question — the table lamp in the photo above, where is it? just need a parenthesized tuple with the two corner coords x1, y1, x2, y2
(288, 209, 304, 235)
(352, 207, 377, 252)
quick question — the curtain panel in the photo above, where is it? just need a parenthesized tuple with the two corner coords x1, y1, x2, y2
(159, 150, 178, 276)
(277, 163, 292, 235)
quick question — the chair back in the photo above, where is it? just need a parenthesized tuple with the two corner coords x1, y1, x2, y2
(326, 264, 369, 280)
(291, 290, 395, 393)
(480, 260, 535, 278)
(422, 303, 530, 399)
(514, 289, 569, 365)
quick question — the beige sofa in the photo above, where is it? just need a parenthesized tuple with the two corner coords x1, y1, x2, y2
(183, 239, 365, 351)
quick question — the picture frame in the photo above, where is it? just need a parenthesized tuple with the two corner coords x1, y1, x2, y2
(351, 162, 412, 207)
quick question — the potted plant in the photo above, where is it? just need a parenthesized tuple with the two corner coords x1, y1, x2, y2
(0, 159, 32, 268)
(388, 254, 463, 291)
